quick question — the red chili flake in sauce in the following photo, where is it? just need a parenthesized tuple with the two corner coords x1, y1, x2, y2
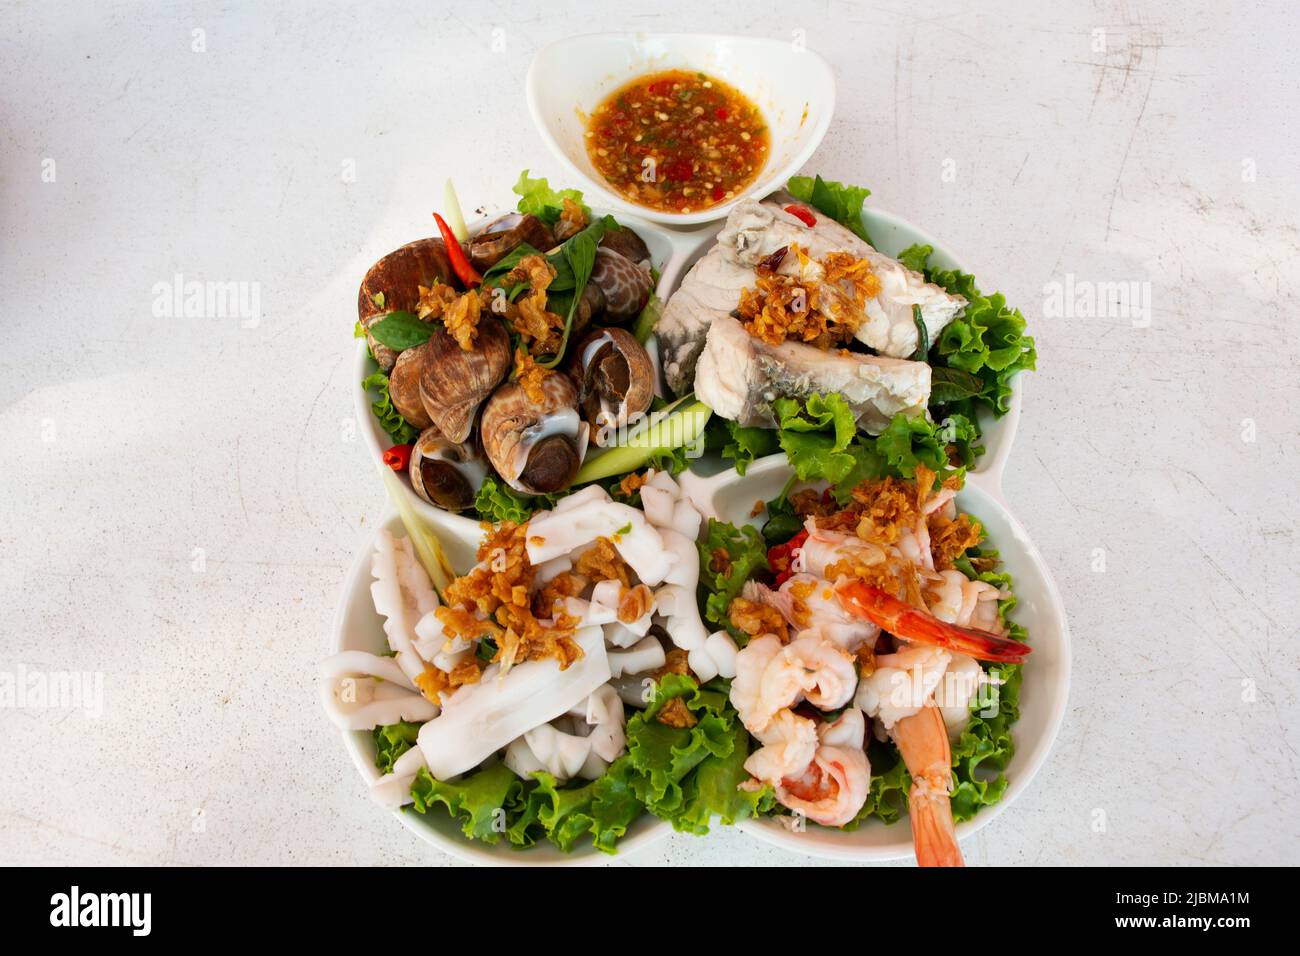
(586, 69, 770, 213)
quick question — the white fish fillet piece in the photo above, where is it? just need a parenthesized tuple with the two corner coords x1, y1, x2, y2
(658, 244, 756, 394)
(694, 314, 931, 434)
(657, 198, 965, 394)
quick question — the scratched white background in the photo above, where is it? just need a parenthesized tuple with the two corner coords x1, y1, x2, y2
(1, 1, 1297, 867)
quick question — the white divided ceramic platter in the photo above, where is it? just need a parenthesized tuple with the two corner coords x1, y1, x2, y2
(329, 511, 674, 865)
(527, 33, 835, 225)
(344, 196, 1059, 865)
(678, 454, 1071, 861)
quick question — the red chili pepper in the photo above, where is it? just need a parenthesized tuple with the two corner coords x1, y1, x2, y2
(767, 528, 809, 588)
(432, 212, 482, 288)
(714, 107, 729, 121)
(712, 185, 726, 202)
(784, 204, 816, 227)
(383, 443, 413, 472)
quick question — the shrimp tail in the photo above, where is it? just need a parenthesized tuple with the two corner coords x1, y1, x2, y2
(835, 581, 1031, 664)
(908, 783, 965, 867)
(892, 703, 964, 868)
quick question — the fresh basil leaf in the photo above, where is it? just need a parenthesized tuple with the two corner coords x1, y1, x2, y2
(929, 366, 986, 405)
(368, 311, 433, 351)
(537, 216, 618, 368)
(481, 242, 544, 289)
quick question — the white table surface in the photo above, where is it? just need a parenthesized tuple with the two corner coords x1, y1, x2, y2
(2, 0, 1297, 867)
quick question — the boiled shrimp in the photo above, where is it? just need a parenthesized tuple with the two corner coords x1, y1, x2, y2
(924, 569, 1005, 633)
(891, 702, 964, 867)
(730, 632, 857, 734)
(744, 573, 879, 651)
(759, 633, 858, 715)
(774, 709, 870, 828)
(743, 709, 819, 785)
(798, 521, 890, 580)
(836, 581, 1031, 663)
(730, 634, 784, 733)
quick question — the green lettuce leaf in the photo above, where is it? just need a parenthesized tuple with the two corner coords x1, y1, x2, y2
(360, 370, 419, 445)
(786, 174, 873, 243)
(761, 395, 973, 500)
(409, 761, 522, 844)
(874, 412, 958, 485)
(627, 676, 731, 813)
(513, 169, 589, 225)
(719, 420, 780, 475)
(674, 720, 774, 835)
(473, 474, 560, 524)
(896, 243, 1036, 415)
(372, 721, 420, 774)
(697, 519, 769, 641)
(626, 674, 741, 830)
(947, 547, 1026, 820)
(772, 392, 859, 483)
(587, 755, 648, 852)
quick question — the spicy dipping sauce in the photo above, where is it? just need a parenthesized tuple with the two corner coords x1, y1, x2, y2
(586, 69, 769, 214)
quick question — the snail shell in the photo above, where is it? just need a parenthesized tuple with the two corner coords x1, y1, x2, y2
(599, 225, 651, 266)
(589, 247, 652, 322)
(481, 375, 590, 496)
(357, 238, 455, 370)
(388, 343, 433, 431)
(571, 328, 655, 446)
(469, 213, 557, 271)
(418, 316, 511, 444)
(408, 427, 486, 513)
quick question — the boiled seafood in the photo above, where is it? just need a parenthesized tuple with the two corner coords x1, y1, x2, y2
(480, 374, 589, 495)
(417, 316, 511, 443)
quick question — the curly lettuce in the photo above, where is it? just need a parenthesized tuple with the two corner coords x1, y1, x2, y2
(898, 243, 1036, 416)
(697, 519, 769, 641)
(408, 754, 646, 855)
(760, 394, 976, 505)
(512, 169, 589, 225)
(505, 757, 645, 853)
(361, 370, 419, 445)
(716, 420, 780, 476)
(473, 474, 560, 524)
(409, 761, 522, 845)
(947, 547, 1026, 820)
(372, 721, 420, 774)
(626, 674, 771, 833)
(771, 392, 860, 483)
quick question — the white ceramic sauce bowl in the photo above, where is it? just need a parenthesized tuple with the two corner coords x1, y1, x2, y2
(527, 33, 835, 226)
(329, 510, 674, 865)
